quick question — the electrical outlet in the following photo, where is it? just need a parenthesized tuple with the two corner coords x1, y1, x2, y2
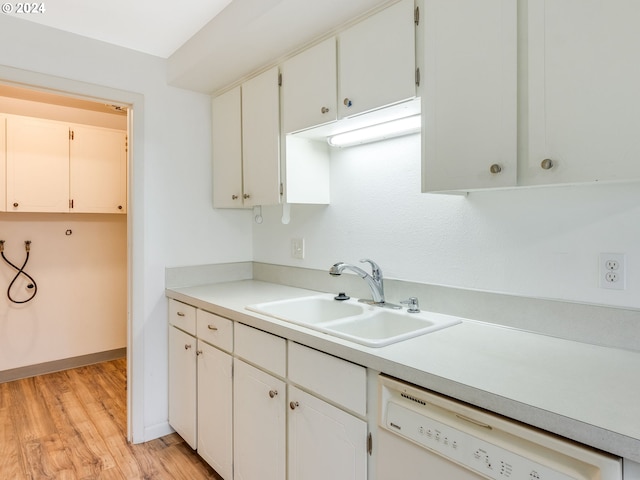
(291, 238, 305, 259)
(599, 253, 626, 290)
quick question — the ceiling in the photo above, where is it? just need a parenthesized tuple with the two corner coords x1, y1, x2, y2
(5, 0, 234, 58)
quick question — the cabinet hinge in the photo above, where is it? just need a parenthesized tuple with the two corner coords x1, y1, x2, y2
(278, 73, 282, 86)
(414, 5, 420, 26)
(280, 182, 284, 196)
(69, 129, 74, 140)
(415, 67, 421, 87)
(367, 432, 373, 456)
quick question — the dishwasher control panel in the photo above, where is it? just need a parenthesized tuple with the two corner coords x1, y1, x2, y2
(378, 376, 622, 480)
(387, 401, 576, 479)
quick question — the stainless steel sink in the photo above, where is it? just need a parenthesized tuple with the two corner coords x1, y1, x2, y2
(246, 294, 461, 347)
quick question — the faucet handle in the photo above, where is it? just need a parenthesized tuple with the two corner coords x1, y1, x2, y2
(400, 297, 420, 313)
(359, 258, 382, 280)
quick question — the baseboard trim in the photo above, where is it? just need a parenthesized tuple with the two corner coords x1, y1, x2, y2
(0, 348, 127, 383)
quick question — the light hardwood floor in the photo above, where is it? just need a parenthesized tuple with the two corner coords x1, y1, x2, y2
(0, 358, 222, 479)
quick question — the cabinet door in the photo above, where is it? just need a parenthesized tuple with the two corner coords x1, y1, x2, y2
(197, 341, 232, 480)
(168, 326, 197, 449)
(234, 359, 285, 480)
(6, 115, 70, 212)
(0, 115, 6, 211)
(282, 37, 337, 133)
(69, 124, 127, 213)
(421, 0, 517, 192)
(523, 0, 640, 185)
(288, 386, 367, 480)
(241, 67, 281, 207)
(338, 0, 416, 119)
(212, 87, 244, 208)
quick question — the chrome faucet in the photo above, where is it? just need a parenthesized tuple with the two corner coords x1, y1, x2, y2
(329, 259, 401, 309)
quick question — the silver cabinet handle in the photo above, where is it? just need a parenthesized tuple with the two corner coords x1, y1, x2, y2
(176, 311, 185, 317)
(489, 164, 502, 174)
(289, 401, 299, 410)
(269, 390, 278, 398)
(540, 158, 554, 170)
(207, 325, 218, 331)
(184, 344, 192, 350)
(343, 98, 352, 107)
(321, 106, 330, 114)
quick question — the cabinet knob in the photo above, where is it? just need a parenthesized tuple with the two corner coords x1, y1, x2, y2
(184, 344, 192, 350)
(289, 401, 299, 410)
(13, 202, 18, 208)
(343, 98, 352, 108)
(196, 350, 203, 356)
(321, 106, 330, 114)
(207, 324, 218, 331)
(269, 390, 278, 398)
(231, 195, 238, 200)
(176, 311, 185, 317)
(489, 164, 502, 174)
(243, 194, 251, 199)
(540, 158, 554, 170)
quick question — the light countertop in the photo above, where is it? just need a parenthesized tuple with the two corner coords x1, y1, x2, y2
(166, 280, 640, 462)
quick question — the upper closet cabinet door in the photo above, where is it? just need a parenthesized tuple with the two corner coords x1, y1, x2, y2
(523, 0, 640, 185)
(338, 0, 416, 119)
(282, 37, 337, 134)
(6, 115, 70, 213)
(212, 87, 244, 208)
(0, 115, 6, 211)
(69, 125, 127, 214)
(241, 67, 281, 207)
(422, 0, 517, 192)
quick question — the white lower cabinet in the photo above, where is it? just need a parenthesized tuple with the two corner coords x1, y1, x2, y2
(168, 325, 197, 449)
(169, 300, 369, 480)
(233, 359, 286, 480)
(197, 341, 233, 480)
(288, 385, 367, 480)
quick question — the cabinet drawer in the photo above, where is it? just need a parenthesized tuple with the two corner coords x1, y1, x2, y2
(288, 341, 366, 416)
(235, 323, 286, 377)
(168, 299, 196, 335)
(197, 310, 233, 353)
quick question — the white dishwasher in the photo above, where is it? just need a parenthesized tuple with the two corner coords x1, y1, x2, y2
(378, 375, 622, 480)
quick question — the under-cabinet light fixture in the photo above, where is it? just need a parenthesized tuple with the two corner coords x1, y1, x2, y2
(327, 114, 421, 148)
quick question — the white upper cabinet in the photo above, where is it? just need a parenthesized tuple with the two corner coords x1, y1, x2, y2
(212, 68, 282, 208)
(212, 86, 243, 208)
(242, 66, 282, 207)
(6, 115, 70, 212)
(282, 37, 337, 134)
(338, 0, 416, 119)
(0, 115, 6, 212)
(69, 124, 127, 214)
(521, 0, 640, 186)
(421, 0, 517, 192)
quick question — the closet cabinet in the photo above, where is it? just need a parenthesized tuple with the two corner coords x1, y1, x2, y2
(421, 0, 517, 192)
(521, 0, 640, 186)
(337, 0, 416, 119)
(5, 115, 127, 213)
(212, 67, 281, 208)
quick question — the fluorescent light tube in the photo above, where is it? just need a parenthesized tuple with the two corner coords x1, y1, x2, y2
(327, 115, 421, 147)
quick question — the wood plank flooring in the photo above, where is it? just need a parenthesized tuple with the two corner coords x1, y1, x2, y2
(0, 358, 222, 480)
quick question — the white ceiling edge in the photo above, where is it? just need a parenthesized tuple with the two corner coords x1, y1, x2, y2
(167, 0, 395, 94)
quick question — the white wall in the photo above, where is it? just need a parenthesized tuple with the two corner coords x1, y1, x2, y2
(0, 214, 127, 370)
(0, 16, 252, 441)
(254, 133, 640, 309)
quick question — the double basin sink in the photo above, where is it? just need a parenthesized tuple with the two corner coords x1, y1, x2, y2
(246, 294, 461, 347)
